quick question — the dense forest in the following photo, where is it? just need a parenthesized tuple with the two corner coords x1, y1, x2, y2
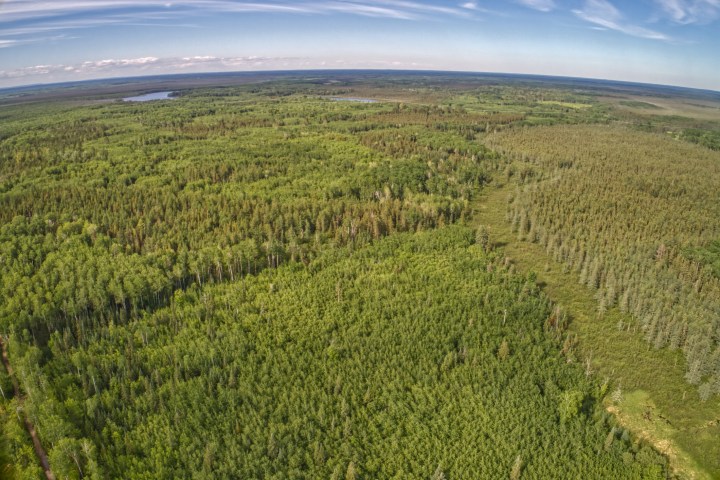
(489, 125, 720, 401)
(1, 73, 718, 478)
(3, 227, 669, 478)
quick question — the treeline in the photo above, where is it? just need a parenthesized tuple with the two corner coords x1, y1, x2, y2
(488, 125, 720, 399)
(8, 227, 667, 478)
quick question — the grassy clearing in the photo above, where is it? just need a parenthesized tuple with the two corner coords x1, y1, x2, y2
(618, 100, 662, 109)
(608, 95, 720, 121)
(471, 180, 720, 480)
(538, 100, 592, 109)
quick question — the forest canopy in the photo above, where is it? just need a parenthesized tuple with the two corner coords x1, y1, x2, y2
(3, 73, 719, 478)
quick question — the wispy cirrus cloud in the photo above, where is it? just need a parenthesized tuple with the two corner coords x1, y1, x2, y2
(0, 33, 78, 48)
(363, 0, 471, 17)
(517, 0, 556, 12)
(0, 0, 476, 48)
(653, 0, 720, 24)
(0, 11, 199, 41)
(0, 0, 471, 24)
(573, 0, 670, 40)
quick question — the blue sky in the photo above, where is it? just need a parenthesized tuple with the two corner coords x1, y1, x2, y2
(0, 0, 718, 90)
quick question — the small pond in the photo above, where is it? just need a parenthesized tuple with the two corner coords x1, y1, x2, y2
(330, 97, 378, 103)
(123, 91, 176, 102)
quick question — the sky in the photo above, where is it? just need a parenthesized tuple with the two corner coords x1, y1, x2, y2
(0, 0, 719, 90)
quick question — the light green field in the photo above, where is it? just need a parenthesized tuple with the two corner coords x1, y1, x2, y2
(608, 95, 720, 121)
(538, 100, 592, 109)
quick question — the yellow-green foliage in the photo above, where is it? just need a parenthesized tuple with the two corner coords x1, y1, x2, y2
(14, 227, 667, 478)
(538, 100, 592, 109)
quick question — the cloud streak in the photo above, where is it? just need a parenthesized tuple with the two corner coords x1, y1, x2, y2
(573, 0, 670, 40)
(653, 0, 720, 24)
(0, 0, 476, 48)
(517, 0, 556, 12)
(0, 0, 471, 24)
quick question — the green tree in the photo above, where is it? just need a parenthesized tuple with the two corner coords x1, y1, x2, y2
(559, 390, 583, 423)
(498, 339, 510, 361)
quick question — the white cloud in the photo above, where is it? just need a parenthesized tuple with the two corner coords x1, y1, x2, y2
(653, 0, 720, 24)
(88, 57, 160, 68)
(517, 0, 556, 12)
(0, 55, 305, 80)
(573, 0, 670, 40)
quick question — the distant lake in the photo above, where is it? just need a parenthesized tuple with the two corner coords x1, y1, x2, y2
(330, 97, 378, 103)
(123, 91, 175, 102)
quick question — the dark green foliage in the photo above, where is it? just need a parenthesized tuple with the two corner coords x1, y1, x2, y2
(684, 240, 720, 278)
(681, 128, 720, 150)
(0, 429, 12, 480)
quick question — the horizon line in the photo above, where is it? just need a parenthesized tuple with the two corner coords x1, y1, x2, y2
(2, 68, 719, 96)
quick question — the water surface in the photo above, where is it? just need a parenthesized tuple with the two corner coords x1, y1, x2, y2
(330, 97, 378, 103)
(123, 91, 175, 102)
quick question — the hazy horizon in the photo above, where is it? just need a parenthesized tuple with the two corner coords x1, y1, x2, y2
(1, 0, 719, 90)
(2, 68, 720, 95)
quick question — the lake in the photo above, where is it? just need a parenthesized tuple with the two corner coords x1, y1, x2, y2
(330, 97, 378, 103)
(123, 91, 176, 102)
